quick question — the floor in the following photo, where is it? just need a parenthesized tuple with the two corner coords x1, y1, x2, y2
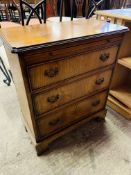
(0, 47, 131, 175)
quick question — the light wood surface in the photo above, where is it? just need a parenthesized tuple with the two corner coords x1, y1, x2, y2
(95, 9, 131, 22)
(1, 19, 127, 154)
(0, 19, 127, 52)
(95, 9, 131, 119)
(0, 21, 21, 28)
(108, 96, 131, 120)
(110, 66, 131, 116)
(118, 57, 131, 69)
(110, 85, 131, 109)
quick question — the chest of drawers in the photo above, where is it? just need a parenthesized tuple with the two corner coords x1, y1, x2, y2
(0, 19, 127, 155)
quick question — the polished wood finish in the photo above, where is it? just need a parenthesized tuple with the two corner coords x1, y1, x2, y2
(0, 19, 127, 51)
(95, 9, 131, 119)
(23, 36, 122, 65)
(0, 19, 127, 155)
(28, 46, 118, 90)
(37, 91, 107, 138)
(20, 0, 46, 25)
(34, 68, 112, 115)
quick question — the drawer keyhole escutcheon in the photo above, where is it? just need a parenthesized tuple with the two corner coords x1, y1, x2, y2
(47, 94, 59, 103)
(100, 53, 110, 62)
(96, 78, 104, 85)
(49, 118, 60, 126)
(44, 67, 59, 78)
(92, 100, 100, 107)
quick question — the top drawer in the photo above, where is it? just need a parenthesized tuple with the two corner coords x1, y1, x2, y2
(28, 46, 118, 91)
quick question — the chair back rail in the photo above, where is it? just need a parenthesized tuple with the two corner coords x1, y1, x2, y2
(48, 0, 89, 21)
(75, 0, 84, 17)
(66, 0, 89, 19)
(88, 0, 104, 18)
(0, 0, 21, 21)
(110, 0, 127, 8)
(20, 0, 46, 25)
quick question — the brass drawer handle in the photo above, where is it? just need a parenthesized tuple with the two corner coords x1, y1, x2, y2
(47, 94, 59, 103)
(92, 100, 100, 107)
(100, 53, 110, 62)
(96, 78, 104, 85)
(44, 67, 59, 78)
(49, 118, 60, 126)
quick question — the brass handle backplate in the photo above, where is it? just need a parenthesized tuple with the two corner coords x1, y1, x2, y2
(44, 67, 59, 78)
(49, 118, 60, 126)
(95, 78, 104, 85)
(100, 53, 110, 62)
(92, 100, 100, 107)
(47, 94, 59, 103)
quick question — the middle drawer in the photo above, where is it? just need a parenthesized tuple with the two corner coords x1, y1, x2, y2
(33, 68, 112, 116)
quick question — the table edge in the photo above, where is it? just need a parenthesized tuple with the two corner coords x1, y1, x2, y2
(1, 28, 128, 54)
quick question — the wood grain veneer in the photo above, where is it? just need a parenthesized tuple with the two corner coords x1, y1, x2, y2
(0, 19, 127, 155)
(28, 47, 118, 90)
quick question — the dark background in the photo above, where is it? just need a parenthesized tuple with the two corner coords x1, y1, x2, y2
(57, 0, 110, 17)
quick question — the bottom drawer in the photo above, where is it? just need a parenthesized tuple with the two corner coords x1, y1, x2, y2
(37, 91, 107, 138)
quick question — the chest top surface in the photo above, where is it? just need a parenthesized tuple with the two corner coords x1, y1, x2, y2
(0, 19, 128, 53)
(95, 9, 131, 21)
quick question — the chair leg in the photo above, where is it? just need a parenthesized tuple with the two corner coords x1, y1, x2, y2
(0, 57, 12, 86)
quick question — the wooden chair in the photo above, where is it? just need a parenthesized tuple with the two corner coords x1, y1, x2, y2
(110, 0, 127, 9)
(0, 0, 47, 85)
(0, 22, 20, 86)
(88, 0, 104, 18)
(47, 0, 89, 22)
(0, 1, 20, 86)
(0, 38, 11, 86)
(0, 1, 10, 21)
(0, 2, 21, 86)
(0, 0, 21, 22)
(0, 55, 12, 86)
(19, 0, 46, 25)
(0, 1, 21, 86)
(8, 1, 21, 22)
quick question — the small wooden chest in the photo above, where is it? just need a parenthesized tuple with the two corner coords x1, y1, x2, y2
(0, 19, 128, 155)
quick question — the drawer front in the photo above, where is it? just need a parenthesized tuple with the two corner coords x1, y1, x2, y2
(33, 69, 112, 115)
(37, 91, 107, 137)
(23, 35, 122, 65)
(28, 47, 118, 90)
